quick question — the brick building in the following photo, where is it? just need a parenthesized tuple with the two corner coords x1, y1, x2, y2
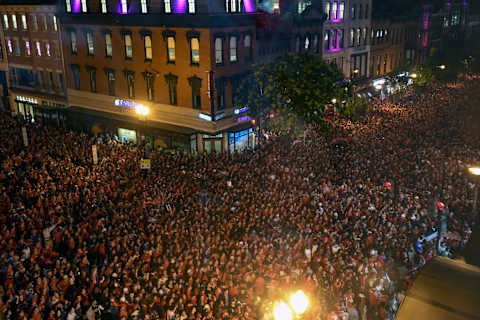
(57, 0, 325, 153)
(0, 0, 68, 125)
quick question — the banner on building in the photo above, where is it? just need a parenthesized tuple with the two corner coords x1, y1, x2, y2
(92, 145, 98, 165)
(140, 159, 151, 170)
(21, 127, 28, 146)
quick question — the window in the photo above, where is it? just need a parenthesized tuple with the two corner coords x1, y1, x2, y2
(164, 0, 171, 13)
(14, 39, 20, 56)
(365, 4, 368, 19)
(36, 41, 41, 56)
(325, 2, 330, 20)
(351, 4, 356, 19)
(141, 0, 148, 13)
(106, 70, 115, 96)
(305, 35, 310, 51)
(332, 1, 337, 20)
(229, 36, 237, 62)
(21, 15, 27, 29)
(339, 2, 344, 19)
(167, 36, 175, 62)
(120, 0, 127, 13)
(339, 29, 344, 48)
(324, 30, 330, 50)
(359, 4, 362, 20)
(40, 71, 47, 89)
(70, 31, 77, 54)
(356, 28, 361, 46)
(165, 73, 178, 105)
(216, 78, 225, 110)
(66, 0, 72, 12)
(215, 37, 223, 64)
(42, 15, 47, 31)
(225, 0, 230, 12)
(331, 30, 337, 49)
(144, 35, 152, 60)
(105, 33, 112, 57)
(362, 27, 367, 45)
(298, 0, 311, 13)
(50, 71, 55, 89)
(31, 15, 37, 31)
(3, 14, 8, 29)
(144, 72, 154, 101)
(12, 15, 17, 29)
(124, 33, 132, 59)
(101, 0, 108, 12)
(58, 73, 64, 91)
(71, 65, 80, 89)
(190, 37, 199, 64)
(313, 34, 318, 53)
(86, 32, 94, 55)
(125, 71, 135, 98)
(384, 54, 387, 73)
(7, 40, 12, 54)
(53, 16, 57, 31)
(81, 0, 87, 12)
(25, 40, 31, 56)
(88, 68, 96, 92)
(349, 28, 354, 46)
(188, 0, 195, 13)
(244, 34, 252, 59)
(188, 76, 202, 109)
(46, 43, 51, 56)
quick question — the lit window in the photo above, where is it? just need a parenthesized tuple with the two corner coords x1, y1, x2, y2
(70, 31, 77, 54)
(331, 30, 337, 48)
(36, 41, 41, 56)
(105, 33, 112, 57)
(350, 28, 354, 46)
(225, 0, 230, 12)
(305, 35, 310, 50)
(167, 36, 175, 62)
(21, 15, 27, 29)
(121, 0, 128, 13)
(25, 40, 31, 55)
(12, 15, 17, 29)
(188, 0, 195, 13)
(53, 16, 57, 31)
(45, 43, 51, 56)
(42, 15, 47, 31)
(231, 0, 236, 12)
(332, 1, 337, 20)
(86, 32, 94, 55)
(81, 0, 87, 12)
(325, 2, 330, 20)
(141, 0, 148, 13)
(362, 27, 367, 45)
(124, 34, 132, 58)
(14, 39, 20, 56)
(7, 39, 12, 53)
(351, 4, 356, 19)
(215, 38, 223, 64)
(340, 2, 344, 19)
(356, 28, 361, 46)
(3, 15, 8, 29)
(101, 0, 108, 12)
(229, 36, 237, 62)
(273, 0, 279, 11)
(144, 35, 152, 60)
(32, 15, 37, 31)
(190, 37, 199, 64)
(164, 0, 171, 13)
(66, 0, 72, 12)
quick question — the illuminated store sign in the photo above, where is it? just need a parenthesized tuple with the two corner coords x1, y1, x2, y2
(237, 115, 251, 123)
(114, 99, 137, 108)
(234, 107, 249, 115)
(198, 113, 212, 121)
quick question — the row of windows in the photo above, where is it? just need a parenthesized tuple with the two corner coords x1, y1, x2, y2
(66, 0, 195, 14)
(325, 1, 369, 21)
(9, 67, 64, 92)
(370, 53, 405, 76)
(6, 38, 58, 58)
(295, 34, 320, 54)
(324, 29, 344, 51)
(2, 13, 57, 32)
(71, 67, 201, 108)
(371, 27, 414, 45)
(214, 34, 252, 65)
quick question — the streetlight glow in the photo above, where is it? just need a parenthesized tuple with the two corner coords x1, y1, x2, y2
(410, 73, 418, 79)
(135, 104, 150, 116)
(469, 167, 480, 176)
(331, 98, 337, 104)
(290, 290, 308, 315)
(438, 65, 446, 70)
(273, 302, 292, 320)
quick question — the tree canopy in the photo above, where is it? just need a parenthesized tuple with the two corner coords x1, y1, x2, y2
(234, 53, 347, 132)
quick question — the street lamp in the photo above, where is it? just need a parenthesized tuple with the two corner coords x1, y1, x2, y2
(331, 98, 337, 104)
(437, 65, 446, 70)
(468, 167, 480, 216)
(290, 290, 308, 315)
(135, 104, 150, 145)
(273, 302, 292, 320)
(410, 73, 418, 79)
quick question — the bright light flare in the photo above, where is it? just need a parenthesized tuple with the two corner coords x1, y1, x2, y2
(469, 167, 480, 176)
(375, 84, 383, 90)
(410, 73, 418, 78)
(331, 98, 337, 104)
(290, 290, 308, 314)
(438, 65, 446, 70)
(135, 104, 150, 116)
(273, 302, 292, 320)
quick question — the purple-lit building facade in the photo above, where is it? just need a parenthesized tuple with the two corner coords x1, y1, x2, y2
(322, 0, 371, 79)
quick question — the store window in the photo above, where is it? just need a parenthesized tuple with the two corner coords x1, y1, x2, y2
(229, 128, 255, 153)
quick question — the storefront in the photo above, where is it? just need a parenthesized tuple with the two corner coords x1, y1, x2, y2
(229, 128, 255, 153)
(14, 95, 67, 126)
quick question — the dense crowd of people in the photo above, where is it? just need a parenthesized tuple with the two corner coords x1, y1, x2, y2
(1, 77, 480, 320)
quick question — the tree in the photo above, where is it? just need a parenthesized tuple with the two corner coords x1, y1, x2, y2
(234, 54, 347, 135)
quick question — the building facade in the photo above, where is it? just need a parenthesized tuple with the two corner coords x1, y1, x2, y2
(0, 1, 68, 125)
(57, 0, 324, 153)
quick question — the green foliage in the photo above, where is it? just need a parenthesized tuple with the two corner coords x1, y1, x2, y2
(341, 98, 371, 121)
(234, 53, 347, 133)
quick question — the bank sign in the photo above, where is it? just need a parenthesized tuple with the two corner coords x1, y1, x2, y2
(114, 99, 138, 109)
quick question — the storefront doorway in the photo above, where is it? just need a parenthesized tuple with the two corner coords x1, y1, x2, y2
(203, 134, 223, 153)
